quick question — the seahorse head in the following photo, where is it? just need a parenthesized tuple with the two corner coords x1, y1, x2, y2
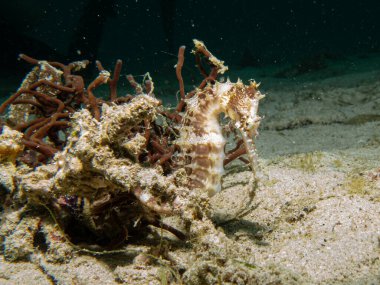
(216, 79, 264, 173)
(220, 80, 264, 137)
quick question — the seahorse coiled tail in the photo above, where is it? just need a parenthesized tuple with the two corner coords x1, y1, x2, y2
(176, 79, 264, 197)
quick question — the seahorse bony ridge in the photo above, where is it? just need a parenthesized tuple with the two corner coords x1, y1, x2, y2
(177, 77, 264, 197)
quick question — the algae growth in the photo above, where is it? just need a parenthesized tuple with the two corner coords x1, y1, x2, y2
(0, 40, 265, 284)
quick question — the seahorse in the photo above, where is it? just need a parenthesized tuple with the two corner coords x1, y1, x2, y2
(176, 42, 264, 196)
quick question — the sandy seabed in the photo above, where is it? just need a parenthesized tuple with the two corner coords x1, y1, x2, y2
(0, 55, 380, 284)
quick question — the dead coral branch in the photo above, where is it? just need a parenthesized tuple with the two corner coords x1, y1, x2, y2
(0, 55, 126, 165)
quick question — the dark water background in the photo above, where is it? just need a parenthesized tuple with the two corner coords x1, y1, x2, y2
(1, 0, 379, 102)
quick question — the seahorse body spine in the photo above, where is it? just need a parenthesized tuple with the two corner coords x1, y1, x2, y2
(177, 82, 234, 196)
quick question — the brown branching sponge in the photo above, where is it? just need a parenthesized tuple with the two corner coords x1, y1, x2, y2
(0, 55, 176, 169)
(0, 39, 263, 250)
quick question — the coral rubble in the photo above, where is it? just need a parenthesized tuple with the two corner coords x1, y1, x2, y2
(0, 40, 263, 283)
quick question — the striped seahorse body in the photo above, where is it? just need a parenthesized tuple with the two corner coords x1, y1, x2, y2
(176, 79, 264, 197)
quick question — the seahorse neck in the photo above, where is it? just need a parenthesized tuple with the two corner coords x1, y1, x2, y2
(177, 83, 233, 196)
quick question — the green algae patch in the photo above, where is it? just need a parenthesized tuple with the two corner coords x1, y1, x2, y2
(345, 114, 380, 125)
(332, 159, 343, 168)
(345, 175, 367, 196)
(264, 178, 280, 188)
(343, 173, 378, 197)
(287, 151, 324, 172)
